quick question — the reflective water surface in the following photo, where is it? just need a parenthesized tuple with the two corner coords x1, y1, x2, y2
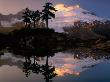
(0, 48, 110, 82)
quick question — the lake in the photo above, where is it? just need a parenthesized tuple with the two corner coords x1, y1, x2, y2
(0, 48, 110, 82)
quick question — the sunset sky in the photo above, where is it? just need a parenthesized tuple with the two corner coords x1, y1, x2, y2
(0, 0, 110, 19)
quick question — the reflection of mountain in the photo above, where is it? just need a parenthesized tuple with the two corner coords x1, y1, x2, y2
(0, 53, 24, 69)
(0, 50, 107, 77)
(0, 52, 46, 69)
(50, 52, 103, 76)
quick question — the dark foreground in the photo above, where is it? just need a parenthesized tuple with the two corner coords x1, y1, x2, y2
(0, 28, 110, 82)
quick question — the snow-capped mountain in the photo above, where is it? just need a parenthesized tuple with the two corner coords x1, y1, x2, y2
(49, 4, 104, 32)
(0, 4, 104, 32)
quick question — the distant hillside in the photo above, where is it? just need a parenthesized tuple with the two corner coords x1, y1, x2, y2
(0, 10, 23, 27)
(0, 10, 23, 22)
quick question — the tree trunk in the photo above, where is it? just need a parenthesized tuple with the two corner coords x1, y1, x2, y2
(25, 22, 27, 28)
(34, 56, 35, 64)
(45, 55, 49, 82)
(46, 19, 48, 28)
(34, 20, 36, 28)
(46, 55, 49, 65)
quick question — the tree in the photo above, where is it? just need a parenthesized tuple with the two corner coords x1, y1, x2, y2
(22, 8, 32, 28)
(42, 2, 57, 28)
(30, 10, 41, 28)
(22, 2, 57, 28)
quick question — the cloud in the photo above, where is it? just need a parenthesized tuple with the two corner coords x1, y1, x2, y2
(55, 4, 80, 12)
(55, 66, 80, 76)
(54, 3, 85, 22)
(63, 12, 76, 17)
(54, 4, 80, 17)
(49, 4, 81, 32)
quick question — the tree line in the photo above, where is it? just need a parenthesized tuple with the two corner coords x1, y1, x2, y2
(22, 2, 57, 28)
(63, 20, 110, 40)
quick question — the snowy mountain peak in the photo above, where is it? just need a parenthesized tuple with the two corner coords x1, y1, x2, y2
(48, 4, 103, 32)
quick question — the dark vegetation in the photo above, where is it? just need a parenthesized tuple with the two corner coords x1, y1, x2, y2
(0, 2, 110, 54)
(63, 20, 110, 51)
(0, 2, 67, 55)
(0, 3, 60, 80)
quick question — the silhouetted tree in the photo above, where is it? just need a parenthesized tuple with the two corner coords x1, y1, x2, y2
(30, 10, 41, 28)
(22, 8, 32, 28)
(42, 2, 57, 28)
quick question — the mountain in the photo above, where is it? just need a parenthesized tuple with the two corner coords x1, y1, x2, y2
(0, 9, 23, 21)
(0, 4, 104, 32)
(0, 10, 23, 27)
(49, 4, 104, 32)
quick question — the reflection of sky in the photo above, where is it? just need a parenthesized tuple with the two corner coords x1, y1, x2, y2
(0, 51, 104, 78)
(48, 52, 103, 76)
(0, 55, 110, 82)
(0, 66, 44, 82)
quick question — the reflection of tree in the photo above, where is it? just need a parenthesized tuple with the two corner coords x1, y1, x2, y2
(23, 56, 41, 77)
(5, 33, 62, 81)
(23, 55, 57, 82)
(66, 48, 110, 60)
(41, 55, 57, 82)
(23, 57, 31, 77)
(74, 51, 110, 60)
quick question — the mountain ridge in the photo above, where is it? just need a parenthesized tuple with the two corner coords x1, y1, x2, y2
(0, 7, 106, 32)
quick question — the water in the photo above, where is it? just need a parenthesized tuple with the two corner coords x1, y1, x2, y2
(0, 48, 110, 82)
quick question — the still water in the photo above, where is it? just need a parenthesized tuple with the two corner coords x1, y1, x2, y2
(0, 48, 110, 82)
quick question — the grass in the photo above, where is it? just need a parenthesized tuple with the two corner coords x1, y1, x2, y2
(0, 27, 24, 33)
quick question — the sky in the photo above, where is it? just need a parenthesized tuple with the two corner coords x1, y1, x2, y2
(0, 0, 110, 19)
